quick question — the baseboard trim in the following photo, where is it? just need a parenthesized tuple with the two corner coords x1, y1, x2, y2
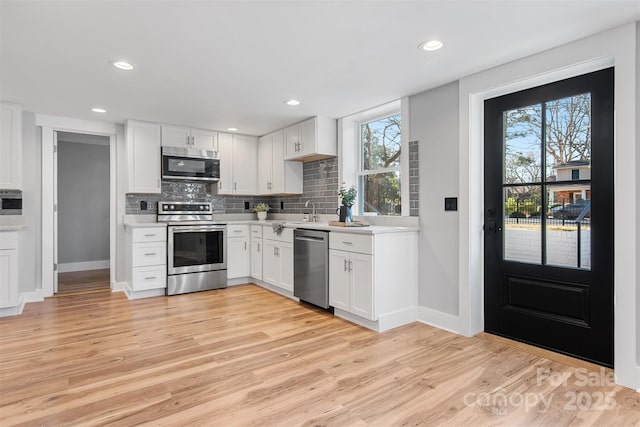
(227, 277, 253, 286)
(123, 283, 165, 300)
(0, 296, 25, 317)
(416, 306, 463, 335)
(333, 308, 379, 331)
(251, 280, 297, 301)
(111, 281, 125, 292)
(22, 289, 44, 303)
(58, 260, 110, 273)
(377, 306, 418, 332)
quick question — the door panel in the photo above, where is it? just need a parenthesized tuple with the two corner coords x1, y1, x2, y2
(484, 68, 614, 367)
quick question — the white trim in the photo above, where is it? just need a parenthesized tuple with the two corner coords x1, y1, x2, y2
(123, 282, 164, 300)
(416, 306, 463, 335)
(111, 281, 125, 293)
(40, 116, 118, 298)
(377, 306, 417, 332)
(458, 23, 638, 390)
(22, 289, 44, 303)
(58, 260, 110, 273)
(0, 296, 24, 317)
(333, 308, 379, 331)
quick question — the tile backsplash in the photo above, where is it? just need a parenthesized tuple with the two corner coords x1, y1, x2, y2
(126, 154, 420, 217)
(126, 158, 341, 215)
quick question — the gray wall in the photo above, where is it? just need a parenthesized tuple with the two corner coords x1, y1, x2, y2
(410, 82, 460, 315)
(58, 140, 110, 264)
(19, 112, 41, 293)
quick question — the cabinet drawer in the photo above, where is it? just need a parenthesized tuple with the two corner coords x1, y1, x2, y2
(132, 227, 166, 243)
(227, 224, 249, 237)
(132, 242, 166, 267)
(329, 233, 373, 255)
(263, 226, 293, 243)
(250, 225, 263, 238)
(132, 265, 166, 291)
(0, 231, 18, 249)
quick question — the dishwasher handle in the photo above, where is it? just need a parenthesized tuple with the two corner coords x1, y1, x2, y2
(295, 235, 326, 242)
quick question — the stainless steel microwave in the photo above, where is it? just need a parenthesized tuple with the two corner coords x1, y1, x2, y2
(161, 146, 220, 182)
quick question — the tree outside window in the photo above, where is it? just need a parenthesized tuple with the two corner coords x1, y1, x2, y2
(359, 114, 401, 215)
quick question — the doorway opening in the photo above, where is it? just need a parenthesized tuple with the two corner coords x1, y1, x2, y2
(55, 131, 111, 295)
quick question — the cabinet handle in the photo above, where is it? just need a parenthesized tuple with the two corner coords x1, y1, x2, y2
(144, 233, 156, 237)
(258, 243, 260, 251)
(244, 241, 247, 250)
(349, 260, 353, 272)
(341, 241, 353, 245)
(144, 252, 157, 256)
(219, 181, 222, 190)
(144, 276, 157, 280)
(157, 178, 161, 188)
(233, 230, 242, 233)
(343, 259, 348, 271)
(234, 182, 237, 191)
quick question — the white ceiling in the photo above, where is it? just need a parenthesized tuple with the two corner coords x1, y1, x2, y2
(1, 1, 638, 136)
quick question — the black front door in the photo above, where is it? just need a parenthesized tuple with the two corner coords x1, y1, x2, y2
(484, 68, 614, 367)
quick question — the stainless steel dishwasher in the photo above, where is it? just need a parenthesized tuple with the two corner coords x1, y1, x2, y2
(294, 229, 330, 309)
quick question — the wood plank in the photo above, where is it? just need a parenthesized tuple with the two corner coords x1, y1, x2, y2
(0, 285, 637, 426)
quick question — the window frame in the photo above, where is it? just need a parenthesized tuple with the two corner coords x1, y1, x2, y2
(357, 111, 403, 216)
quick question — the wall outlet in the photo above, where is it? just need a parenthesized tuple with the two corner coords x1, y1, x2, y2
(244, 201, 250, 210)
(140, 200, 147, 210)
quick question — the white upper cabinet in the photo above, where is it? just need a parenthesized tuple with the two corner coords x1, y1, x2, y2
(217, 133, 257, 195)
(126, 120, 162, 194)
(0, 103, 22, 190)
(257, 130, 302, 195)
(161, 125, 217, 152)
(284, 116, 337, 161)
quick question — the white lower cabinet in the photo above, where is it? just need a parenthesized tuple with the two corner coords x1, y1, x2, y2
(328, 231, 418, 330)
(262, 227, 294, 293)
(0, 231, 19, 312)
(227, 225, 250, 279)
(250, 225, 263, 280)
(125, 225, 167, 298)
(329, 249, 374, 321)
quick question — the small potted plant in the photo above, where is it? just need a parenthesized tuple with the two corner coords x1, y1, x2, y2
(338, 185, 357, 222)
(253, 203, 270, 221)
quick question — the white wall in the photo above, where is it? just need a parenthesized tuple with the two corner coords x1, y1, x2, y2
(19, 112, 41, 294)
(636, 23, 640, 369)
(409, 82, 459, 316)
(57, 140, 109, 267)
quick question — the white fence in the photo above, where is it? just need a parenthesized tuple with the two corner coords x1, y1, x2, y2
(504, 226, 591, 269)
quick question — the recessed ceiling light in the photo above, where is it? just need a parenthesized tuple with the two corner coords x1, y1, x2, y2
(284, 99, 300, 106)
(91, 107, 107, 113)
(227, 127, 238, 132)
(112, 61, 134, 70)
(419, 40, 444, 51)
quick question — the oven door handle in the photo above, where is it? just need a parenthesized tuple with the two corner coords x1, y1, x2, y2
(170, 226, 226, 233)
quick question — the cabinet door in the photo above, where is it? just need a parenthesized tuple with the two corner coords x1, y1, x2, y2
(270, 130, 286, 193)
(262, 240, 279, 286)
(329, 249, 350, 311)
(127, 121, 161, 193)
(283, 123, 299, 160)
(278, 242, 294, 292)
(227, 236, 249, 279)
(233, 135, 257, 195)
(349, 253, 374, 320)
(257, 134, 272, 194)
(0, 103, 22, 190)
(161, 125, 190, 147)
(217, 132, 234, 194)
(251, 237, 263, 280)
(0, 248, 18, 307)
(298, 117, 317, 157)
(191, 128, 217, 152)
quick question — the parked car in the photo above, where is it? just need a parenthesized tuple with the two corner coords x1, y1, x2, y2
(550, 199, 591, 220)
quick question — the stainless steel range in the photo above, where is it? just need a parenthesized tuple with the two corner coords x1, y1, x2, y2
(157, 201, 227, 295)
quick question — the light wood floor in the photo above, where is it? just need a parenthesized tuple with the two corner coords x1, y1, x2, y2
(57, 269, 110, 295)
(0, 285, 638, 426)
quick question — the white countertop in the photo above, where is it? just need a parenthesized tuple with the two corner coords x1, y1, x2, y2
(122, 215, 418, 234)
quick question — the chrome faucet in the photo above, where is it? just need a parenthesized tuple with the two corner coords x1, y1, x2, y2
(305, 200, 318, 222)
